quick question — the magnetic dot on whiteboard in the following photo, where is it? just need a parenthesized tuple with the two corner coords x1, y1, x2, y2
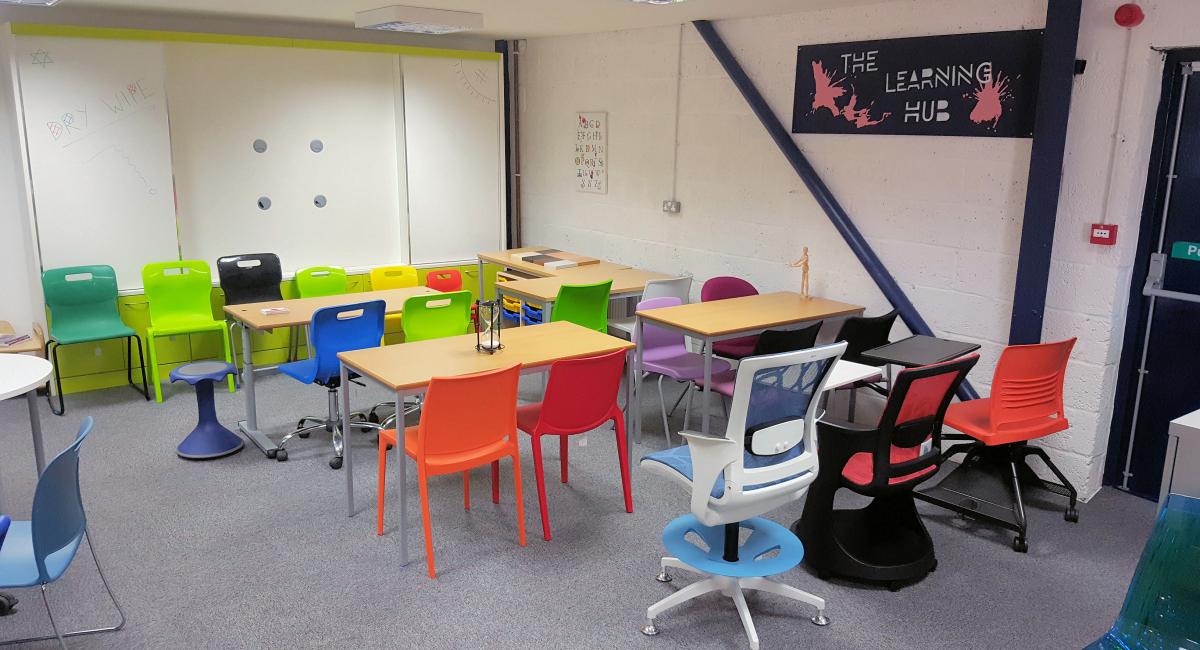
(314, 195, 327, 208)
(252, 139, 268, 153)
(257, 196, 272, 210)
(310, 139, 324, 153)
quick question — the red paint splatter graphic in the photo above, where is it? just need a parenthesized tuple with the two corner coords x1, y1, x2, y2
(810, 60, 889, 129)
(968, 73, 1011, 129)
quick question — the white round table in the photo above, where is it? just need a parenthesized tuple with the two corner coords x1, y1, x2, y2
(0, 355, 53, 496)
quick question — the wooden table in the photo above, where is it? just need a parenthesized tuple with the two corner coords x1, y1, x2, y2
(496, 268, 672, 323)
(338, 321, 635, 564)
(477, 247, 630, 293)
(633, 292, 864, 440)
(0, 355, 53, 509)
(223, 286, 438, 457)
(0, 321, 44, 356)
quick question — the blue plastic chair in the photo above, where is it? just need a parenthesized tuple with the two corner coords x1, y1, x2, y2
(274, 300, 387, 469)
(1088, 493, 1200, 650)
(0, 417, 125, 648)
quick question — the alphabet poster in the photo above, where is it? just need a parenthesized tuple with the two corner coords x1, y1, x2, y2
(575, 112, 607, 193)
(791, 30, 1043, 137)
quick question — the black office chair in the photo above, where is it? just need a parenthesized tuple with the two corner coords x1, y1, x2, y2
(833, 310, 898, 420)
(217, 253, 284, 374)
(794, 354, 977, 591)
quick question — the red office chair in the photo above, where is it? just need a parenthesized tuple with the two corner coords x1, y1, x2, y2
(516, 349, 633, 541)
(795, 355, 977, 590)
(700, 276, 759, 360)
(915, 338, 1078, 553)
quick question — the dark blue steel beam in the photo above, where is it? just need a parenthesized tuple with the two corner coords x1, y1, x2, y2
(1008, 0, 1082, 344)
(692, 19, 979, 400)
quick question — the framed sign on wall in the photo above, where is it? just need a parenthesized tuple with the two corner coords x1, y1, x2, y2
(575, 111, 607, 193)
(791, 30, 1043, 138)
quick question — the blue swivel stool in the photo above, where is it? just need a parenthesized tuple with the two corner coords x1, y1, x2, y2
(171, 361, 243, 460)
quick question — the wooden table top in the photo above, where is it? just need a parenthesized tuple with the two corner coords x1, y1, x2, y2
(636, 292, 864, 338)
(339, 320, 634, 391)
(478, 247, 629, 278)
(497, 268, 673, 302)
(0, 320, 44, 356)
(223, 286, 438, 330)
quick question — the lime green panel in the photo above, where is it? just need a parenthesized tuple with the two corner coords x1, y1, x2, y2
(9, 24, 502, 61)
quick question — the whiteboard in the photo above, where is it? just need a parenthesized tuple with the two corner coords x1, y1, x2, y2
(15, 37, 179, 290)
(166, 43, 405, 274)
(402, 56, 505, 264)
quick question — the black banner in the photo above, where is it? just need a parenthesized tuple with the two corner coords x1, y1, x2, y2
(791, 30, 1043, 138)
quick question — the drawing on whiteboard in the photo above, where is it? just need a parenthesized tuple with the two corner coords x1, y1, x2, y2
(103, 79, 155, 114)
(46, 106, 88, 142)
(85, 145, 159, 197)
(30, 49, 53, 68)
(454, 60, 497, 104)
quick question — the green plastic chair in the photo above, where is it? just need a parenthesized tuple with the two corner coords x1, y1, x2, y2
(402, 291, 473, 342)
(1088, 493, 1200, 650)
(142, 260, 234, 403)
(551, 280, 612, 332)
(41, 265, 149, 415)
(295, 266, 349, 298)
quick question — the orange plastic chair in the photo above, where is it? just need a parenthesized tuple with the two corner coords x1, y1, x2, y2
(517, 349, 632, 541)
(376, 364, 525, 578)
(922, 338, 1078, 552)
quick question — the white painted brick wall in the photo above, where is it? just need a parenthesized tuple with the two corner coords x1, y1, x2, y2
(520, 0, 1200, 499)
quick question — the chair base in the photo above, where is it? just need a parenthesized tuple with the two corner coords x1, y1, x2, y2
(643, 566, 828, 650)
(792, 494, 936, 590)
(177, 421, 244, 460)
(915, 441, 1079, 553)
(274, 385, 380, 469)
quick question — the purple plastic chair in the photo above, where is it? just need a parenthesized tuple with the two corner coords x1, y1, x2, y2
(637, 297, 732, 446)
(700, 276, 760, 360)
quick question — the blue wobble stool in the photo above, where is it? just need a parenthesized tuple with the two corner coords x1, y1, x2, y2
(171, 361, 243, 460)
(640, 343, 846, 650)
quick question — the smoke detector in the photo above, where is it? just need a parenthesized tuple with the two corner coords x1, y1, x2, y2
(355, 5, 484, 34)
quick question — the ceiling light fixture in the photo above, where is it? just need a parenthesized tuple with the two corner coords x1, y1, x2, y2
(355, 5, 484, 34)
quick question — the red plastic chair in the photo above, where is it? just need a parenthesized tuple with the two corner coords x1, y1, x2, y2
(921, 338, 1078, 552)
(425, 269, 463, 292)
(516, 349, 632, 541)
(377, 364, 526, 578)
(700, 276, 759, 359)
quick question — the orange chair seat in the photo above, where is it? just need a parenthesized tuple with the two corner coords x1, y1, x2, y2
(842, 446, 936, 487)
(379, 427, 513, 473)
(944, 398, 1069, 446)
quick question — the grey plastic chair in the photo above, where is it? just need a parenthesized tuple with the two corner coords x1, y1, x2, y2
(609, 276, 692, 339)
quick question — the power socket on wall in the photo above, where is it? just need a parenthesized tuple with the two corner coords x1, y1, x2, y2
(662, 200, 681, 214)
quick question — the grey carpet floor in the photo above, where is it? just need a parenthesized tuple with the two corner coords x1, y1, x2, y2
(0, 373, 1155, 649)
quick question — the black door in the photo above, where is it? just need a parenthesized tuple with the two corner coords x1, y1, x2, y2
(1109, 58, 1200, 498)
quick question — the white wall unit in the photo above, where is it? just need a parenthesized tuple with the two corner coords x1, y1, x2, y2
(15, 36, 179, 290)
(167, 43, 404, 273)
(402, 55, 505, 264)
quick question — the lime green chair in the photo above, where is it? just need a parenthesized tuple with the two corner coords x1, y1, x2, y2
(142, 260, 235, 403)
(295, 266, 348, 298)
(551, 280, 612, 332)
(41, 265, 149, 415)
(402, 291, 473, 342)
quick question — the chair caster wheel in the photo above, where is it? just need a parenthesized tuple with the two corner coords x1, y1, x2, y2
(811, 611, 830, 626)
(330, 456, 343, 469)
(298, 431, 310, 439)
(276, 449, 289, 462)
(1012, 536, 1028, 553)
(640, 621, 659, 636)
(0, 592, 18, 616)
(1064, 507, 1079, 523)
(266, 449, 277, 459)
(929, 559, 938, 573)
(654, 570, 672, 583)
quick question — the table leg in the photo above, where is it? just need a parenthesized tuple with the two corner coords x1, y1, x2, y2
(476, 259, 486, 298)
(396, 388, 410, 566)
(702, 339, 713, 437)
(342, 362, 354, 518)
(26, 389, 45, 474)
(236, 323, 277, 456)
(634, 316, 644, 445)
(626, 348, 635, 470)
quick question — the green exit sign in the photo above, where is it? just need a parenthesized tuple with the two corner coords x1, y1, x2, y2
(1171, 241, 1200, 261)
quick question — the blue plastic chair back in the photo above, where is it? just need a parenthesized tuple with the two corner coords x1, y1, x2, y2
(32, 417, 92, 584)
(309, 300, 385, 383)
(1089, 493, 1200, 650)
